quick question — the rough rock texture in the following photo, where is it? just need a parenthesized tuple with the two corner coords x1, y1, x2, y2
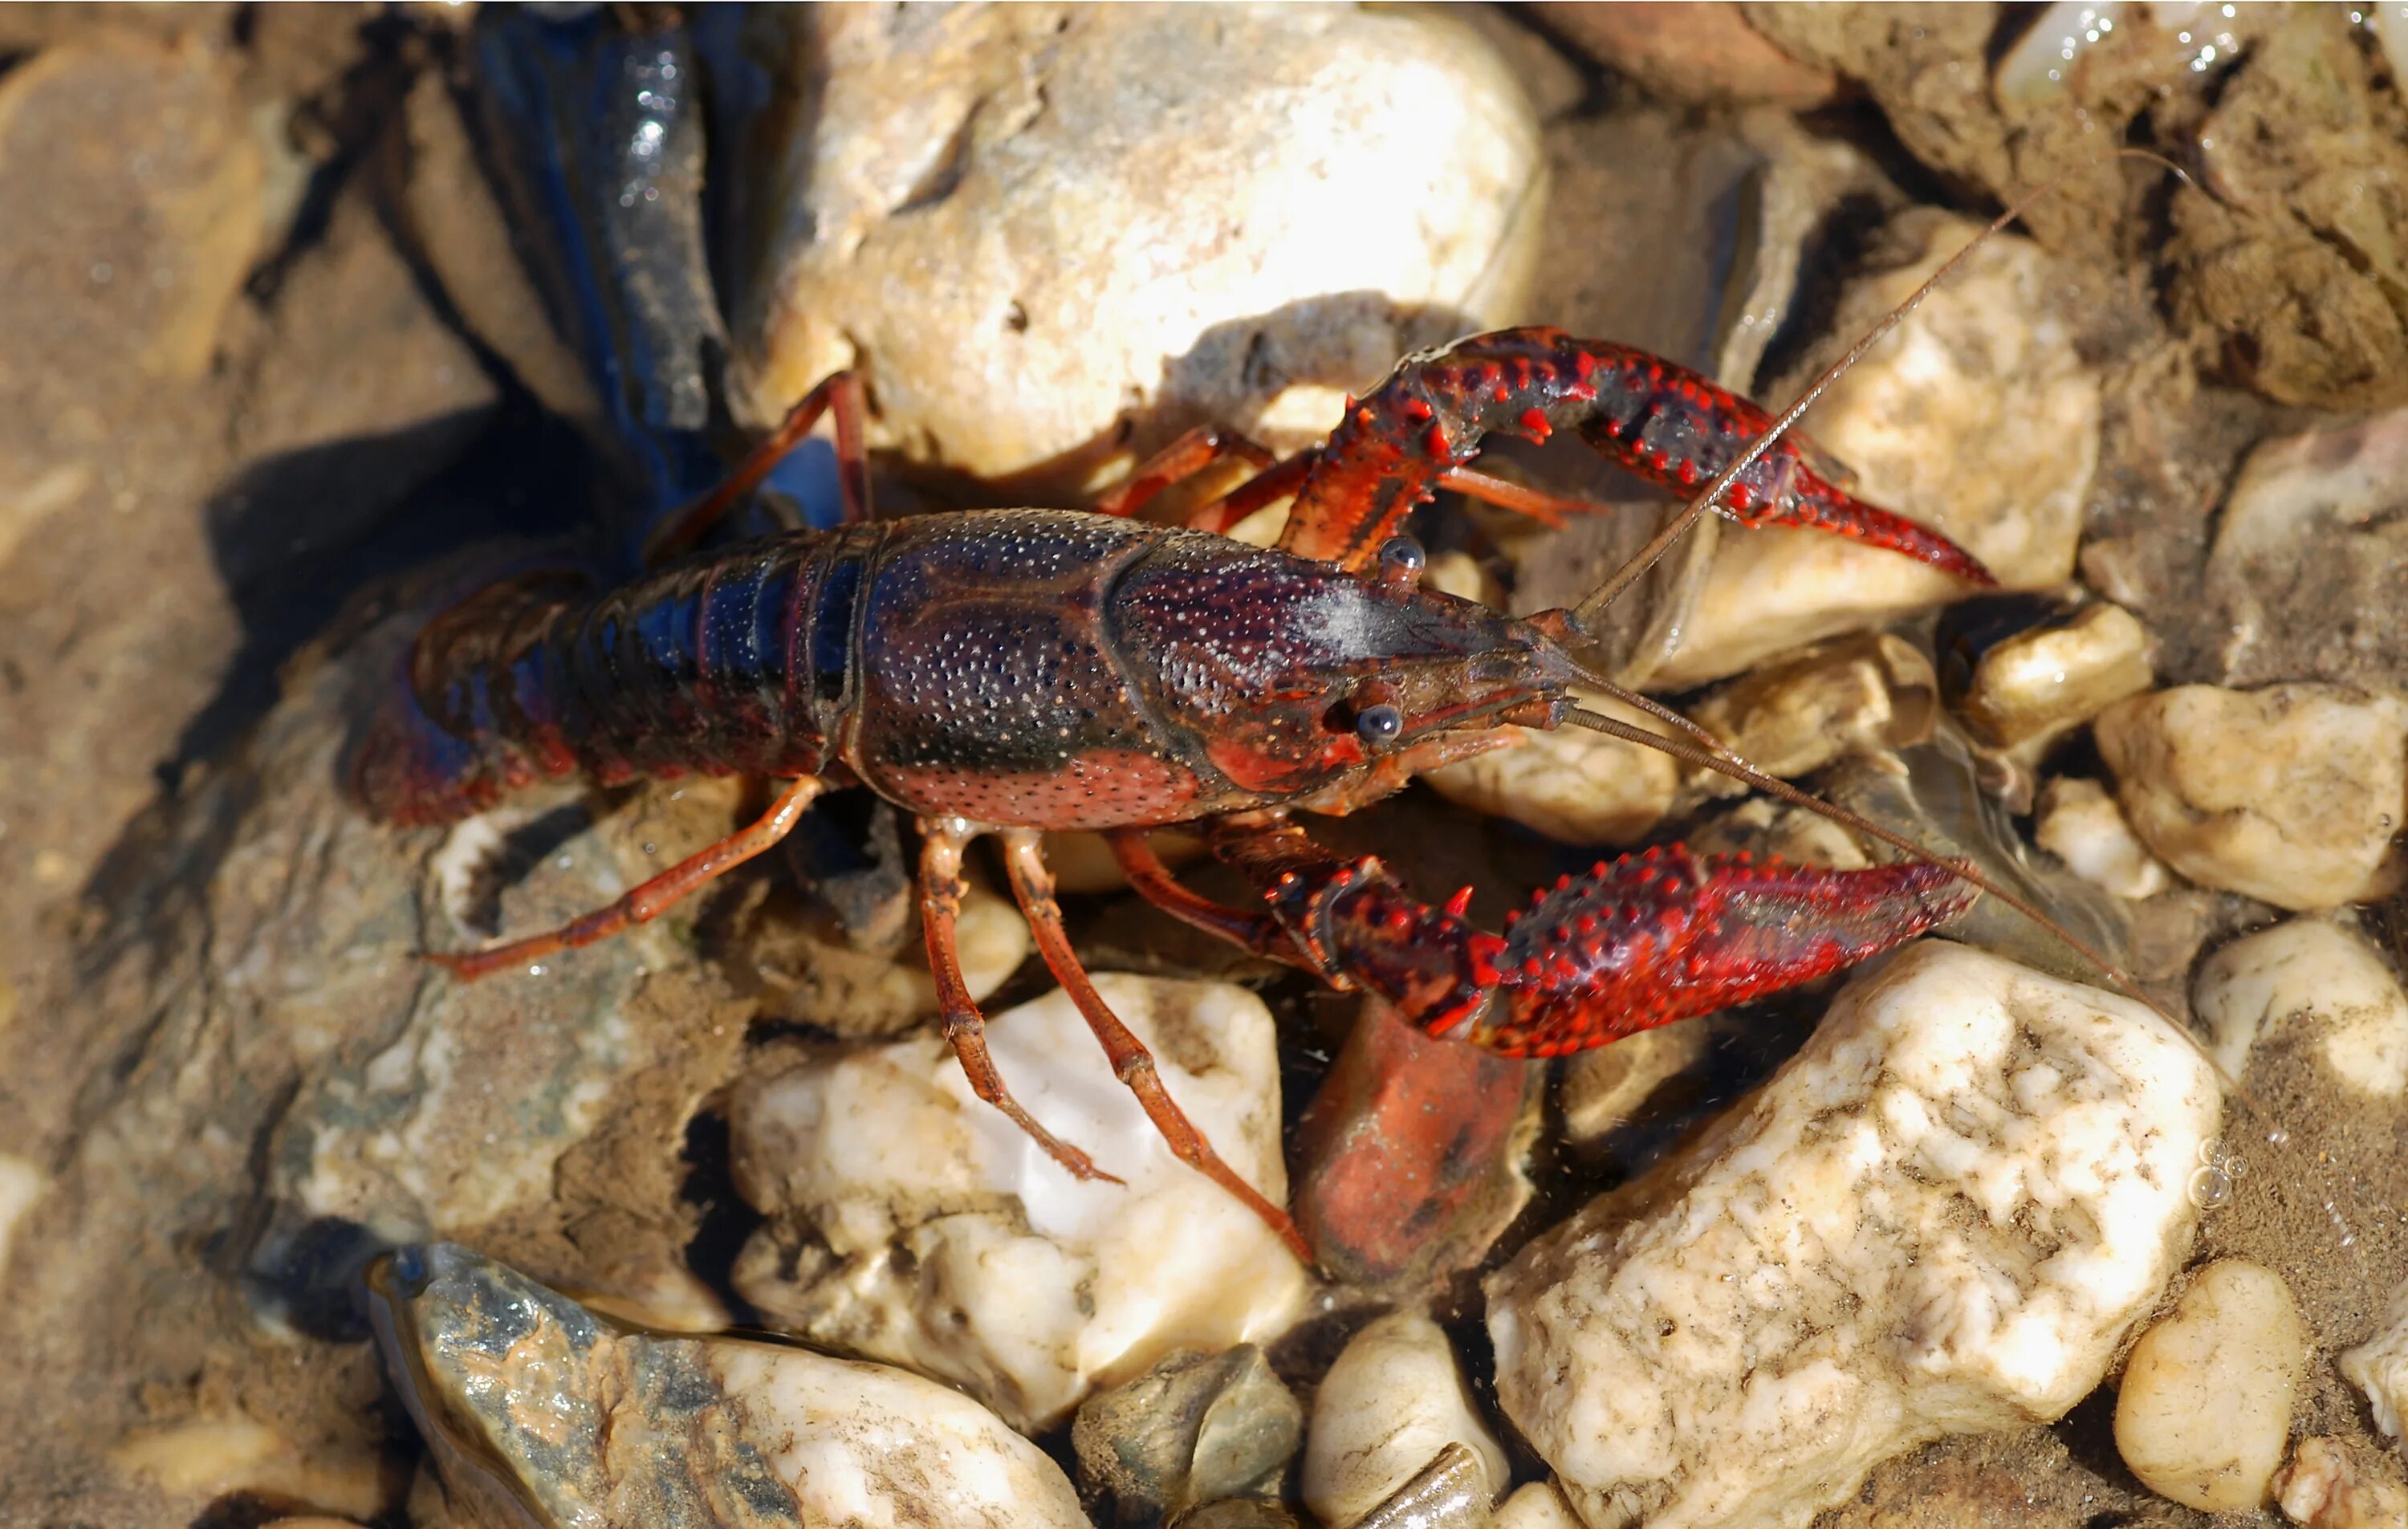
(1531, 2, 1837, 108)
(2097, 685, 2408, 913)
(2344, 1279, 2408, 1447)
(2210, 406, 2408, 693)
(729, 976, 1308, 1433)
(1301, 1313, 1510, 1529)
(2280, 1436, 2408, 1529)
(1423, 690, 1678, 845)
(1487, 942, 2219, 1529)
(2195, 918, 2408, 1099)
(1650, 210, 2101, 689)
(376, 1242, 1088, 1529)
(2113, 1259, 2308, 1512)
(728, 3, 1544, 494)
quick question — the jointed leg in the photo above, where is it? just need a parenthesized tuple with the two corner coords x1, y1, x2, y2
(1104, 828, 1311, 968)
(645, 371, 874, 563)
(426, 776, 828, 981)
(1000, 830, 1308, 1263)
(920, 821, 1121, 1185)
(1090, 425, 1279, 523)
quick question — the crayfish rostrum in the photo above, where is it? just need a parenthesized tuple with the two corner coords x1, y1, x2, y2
(355, 324, 2020, 1262)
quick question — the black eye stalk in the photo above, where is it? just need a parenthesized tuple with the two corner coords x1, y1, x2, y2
(1356, 703, 1404, 742)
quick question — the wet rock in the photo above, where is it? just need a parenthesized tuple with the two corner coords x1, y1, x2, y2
(1558, 1018, 1714, 1149)
(729, 975, 1308, 1432)
(2280, 1436, 2408, 1529)
(1348, 1443, 1493, 1529)
(1682, 632, 1936, 803)
(2036, 777, 2172, 902)
(1650, 210, 2101, 689)
(2209, 405, 2408, 693)
(1487, 941, 2219, 1529)
(1423, 691, 1678, 845)
(1179, 1503, 1306, 1529)
(1292, 998, 1539, 1293)
(372, 1242, 1087, 1529)
(1531, 3, 1837, 107)
(1073, 1346, 1302, 1523)
(2342, 1279, 2408, 1446)
(729, 5, 1543, 494)
(1947, 602, 2154, 753)
(1303, 1314, 1508, 1529)
(2097, 684, 2408, 912)
(2194, 918, 2408, 1097)
(2113, 1259, 2308, 1512)
(2168, 10, 2408, 411)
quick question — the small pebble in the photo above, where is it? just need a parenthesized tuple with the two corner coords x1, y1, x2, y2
(1954, 601, 2154, 750)
(2035, 777, 2172, 901)
(2114, 1259, 2308, 1511)
(1303, 1312, 1508, 1529)
(2279, 1436, 2408, 1529)
(2342, 1279, 2408, 1445)
(2193, 917, 2408, 1096)
(2096, 683, 2408, 911)
(1491, 1480, 1584, 1529)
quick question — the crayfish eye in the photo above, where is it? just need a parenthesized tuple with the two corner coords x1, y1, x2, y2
(1355, 703, 1404, 743)
(1377, 536, 1426, 588)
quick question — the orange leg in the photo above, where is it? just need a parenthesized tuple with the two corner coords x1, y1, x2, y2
(1090, 425, 1280, 525)
(425, 777, 827, 981)
(919, 822, 1122, 1185)
(1001, 829, 1309, 1264)
(1438, 466, 1609, 528)
(644, 371, 873, 563)
(1104, 828, 1310, 969)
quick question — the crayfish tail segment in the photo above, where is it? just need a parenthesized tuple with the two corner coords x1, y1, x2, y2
(1275, 327, 1995, 587)
(1209, 815, 1974, 1059)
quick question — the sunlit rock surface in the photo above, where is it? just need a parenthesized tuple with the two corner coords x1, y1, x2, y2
(1487, 942, 2218, 1529)
(729, 976, 1308, 1432)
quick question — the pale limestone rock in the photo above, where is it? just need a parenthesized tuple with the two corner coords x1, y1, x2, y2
(1955, 603, 2155, 750)
(2097, 684, 2408, 911)
(1682, 632, 1936, 803)
(2036, 777, 2173, 901)
(730, 5, 1543, 494)
(0, 1153, 43, 1284)
(1487, 942, 2219, 1529)
(730, 976, 1307, 1431)
(2342, 1279, 2408, 1445)
(2194, 918, 2408, 1096)
(2113, 1259, 2308, 1511)
(1494, 1480, 1586, 1529)
(2280, 1437, 2408, 1529)
(375, 1243, 1085, 1529)
(110, 1417, 382, 1523)
(1651, 210, 2100, 688)
(1424, 690, 1678, 845)
(1304, 1312, 1509, 1528)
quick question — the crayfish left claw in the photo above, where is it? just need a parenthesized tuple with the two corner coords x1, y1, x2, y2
(1210, 815, 1974, 1062)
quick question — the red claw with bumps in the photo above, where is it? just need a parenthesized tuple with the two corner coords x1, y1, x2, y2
(1210, 819, 1975, 1058)
(1280, 327, 1998, 588)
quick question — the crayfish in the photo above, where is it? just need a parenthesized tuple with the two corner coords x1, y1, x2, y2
(356, 249, 2113, 1263)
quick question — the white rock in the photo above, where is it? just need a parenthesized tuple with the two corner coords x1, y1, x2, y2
(2194, 918, 2408, 1096)
(2097, 684, 2408, 911)
(1486, 941, 2219, 1529)
(1681, 632, 1936, 802)
(2342, 1279, 2408, 1444)
(2279, 1436, 2408, 1529)
(1955, 603, 2155, 750)
(2036, 777, 2173, 901)
(1304, 1312, 1510, 1528)
(730, 5, 1542, 494)
(2113, 1259, 2308, 1511)
(730, 975, 1308, 1431)
(1494, 1480, 1586, 1529)
(1651, 210, 2101, 688)
(1424, 689, 1678, 844)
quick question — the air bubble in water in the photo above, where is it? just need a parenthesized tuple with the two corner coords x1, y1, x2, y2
(2188, 1164, 2233, 1210)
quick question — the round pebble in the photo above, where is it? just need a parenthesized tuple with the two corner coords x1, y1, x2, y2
(2114, 1259, 2308, 1512)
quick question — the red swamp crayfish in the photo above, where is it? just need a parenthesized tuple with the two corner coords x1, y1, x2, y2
(353, 256, 2115, 1262)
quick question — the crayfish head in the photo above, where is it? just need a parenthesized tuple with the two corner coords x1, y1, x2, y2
(1111, 534, 1584, 811)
